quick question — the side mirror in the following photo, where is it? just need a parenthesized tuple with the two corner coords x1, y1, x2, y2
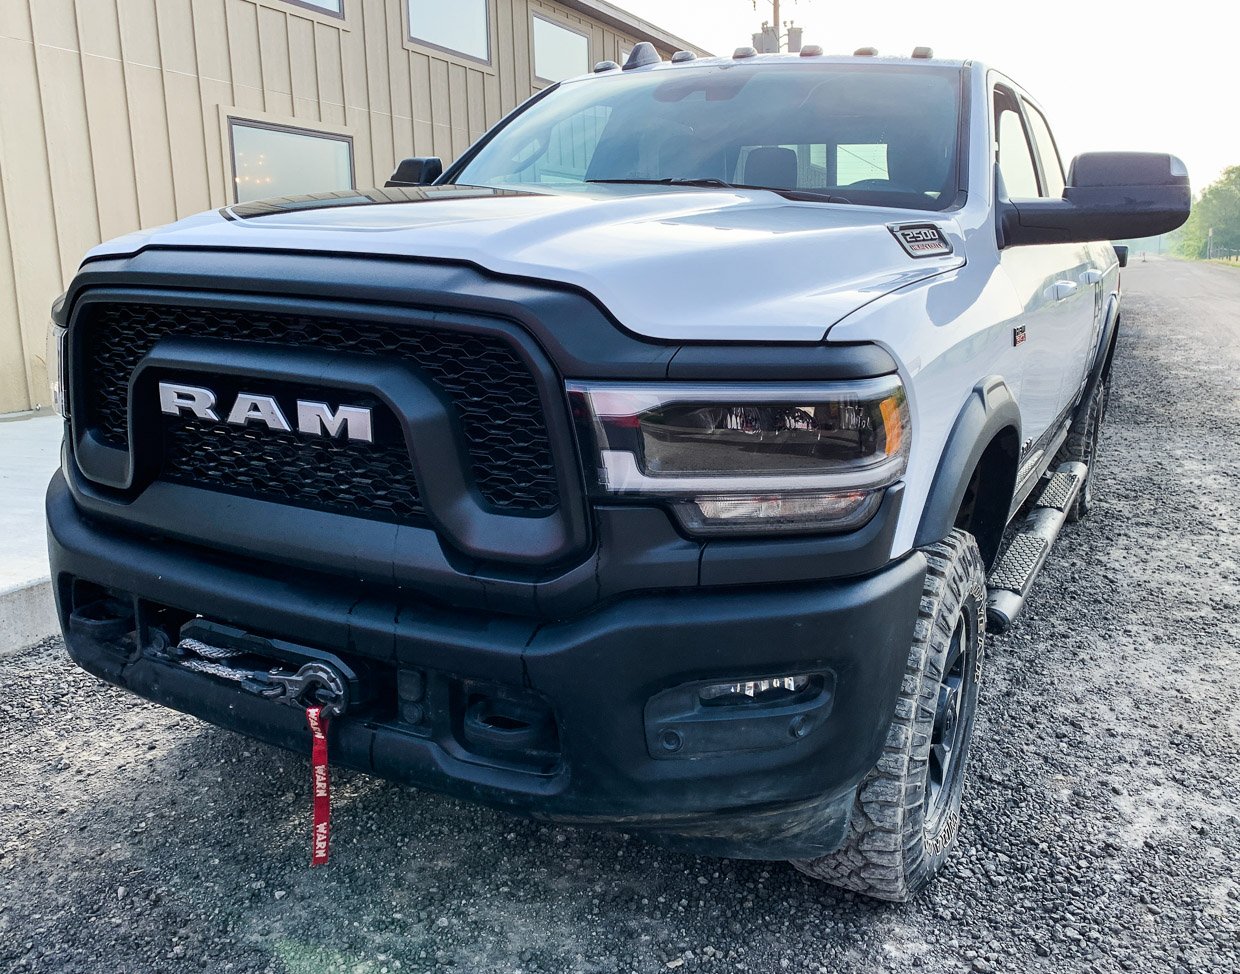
(1001, 152, 1190, 248)
(386, 157, 443, 187)
(1113, 244, 1129, 268)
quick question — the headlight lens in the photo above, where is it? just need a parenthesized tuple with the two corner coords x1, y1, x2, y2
(568, 378, 910, 536)
(46, 318, 68, 418)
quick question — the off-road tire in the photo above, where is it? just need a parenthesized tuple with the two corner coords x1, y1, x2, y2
(1056, 379, 1107, 522)
(791, 530, 987, 902)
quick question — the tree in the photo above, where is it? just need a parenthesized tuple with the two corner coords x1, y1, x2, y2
(1177, 166, 1240, 258)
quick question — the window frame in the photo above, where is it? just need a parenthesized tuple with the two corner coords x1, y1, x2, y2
(530, 11, 592, 88)
(279, 0, 345, 20)
(405, 0, 494, 69)
(993, 83, 1044, 200)
(225, 114, 356, 205)
(1022, 99, 1067, 200)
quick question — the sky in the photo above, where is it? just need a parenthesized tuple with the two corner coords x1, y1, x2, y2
(620, 0, 1234, 192)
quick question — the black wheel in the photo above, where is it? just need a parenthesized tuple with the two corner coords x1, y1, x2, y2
(791, 530, 987, 902)
(1057, 379, 1107, 522)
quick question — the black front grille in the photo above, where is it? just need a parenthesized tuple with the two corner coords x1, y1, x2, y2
(160, 385, 425, 524)
(80, 302, 560, 515)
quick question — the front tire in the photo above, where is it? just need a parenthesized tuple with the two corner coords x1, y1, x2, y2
(792, 530, 987, 902)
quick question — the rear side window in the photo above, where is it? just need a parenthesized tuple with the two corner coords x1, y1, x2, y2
(1024, 103, 1066, 198)
(995, 91, 1040, 199)
(836, 144, 889, 185)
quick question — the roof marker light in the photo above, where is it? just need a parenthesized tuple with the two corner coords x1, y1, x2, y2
(854, 46, 878, 57)
(671, 50, 697, 63)
(799, 45, 824, 57)
(733, 46, 758, 59)
(594, 60, 620, 73)
(623, 42, 662, 70)
(912, 46, 934, 59)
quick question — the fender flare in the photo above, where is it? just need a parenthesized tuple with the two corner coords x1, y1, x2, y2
(1076, 292, 1121, 429)
(914, 376, 1022, 550)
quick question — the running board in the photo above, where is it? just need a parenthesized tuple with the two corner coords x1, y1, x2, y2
(987, 461, 1087, 633)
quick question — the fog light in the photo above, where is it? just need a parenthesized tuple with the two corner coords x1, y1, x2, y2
(699, 674, 812, 704)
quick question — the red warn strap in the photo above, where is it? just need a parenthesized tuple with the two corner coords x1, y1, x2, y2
(306, 706, 331, 867)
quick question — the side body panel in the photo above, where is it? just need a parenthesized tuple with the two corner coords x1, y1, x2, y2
(829, 63, 1116, 559)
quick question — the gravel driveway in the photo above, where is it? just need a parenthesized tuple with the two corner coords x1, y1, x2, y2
(2, 259, 1238, 974)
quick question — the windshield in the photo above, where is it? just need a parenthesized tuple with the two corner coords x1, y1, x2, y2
(452, 63, 964, 211)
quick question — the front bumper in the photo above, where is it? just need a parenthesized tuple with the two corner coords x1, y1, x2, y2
(48, 471, 926, 860)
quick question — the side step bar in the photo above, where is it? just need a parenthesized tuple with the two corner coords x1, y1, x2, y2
(987, 461, 1088, 633)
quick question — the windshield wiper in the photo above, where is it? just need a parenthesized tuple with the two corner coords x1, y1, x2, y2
(585, 177, 735, 188)
(584, 178, 851, 203)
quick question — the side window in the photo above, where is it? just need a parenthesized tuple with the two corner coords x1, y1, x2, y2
(995, 94, 1040, 199)
(1023, 103, 1066, 198)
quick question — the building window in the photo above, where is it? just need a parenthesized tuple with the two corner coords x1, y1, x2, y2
(407, 0, 490, 64)
(283, 0, 344, 17)
(532, 15, 590, 84)
(229, 120, 354, 203)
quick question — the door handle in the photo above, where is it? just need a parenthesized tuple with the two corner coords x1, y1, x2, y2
(1080, 270, 1104, 285)
(1047, 280, 1080, 301)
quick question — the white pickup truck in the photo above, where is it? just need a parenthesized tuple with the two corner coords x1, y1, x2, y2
(46, 44, 1189, 900)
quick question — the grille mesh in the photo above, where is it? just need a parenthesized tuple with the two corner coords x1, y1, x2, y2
(80, 302, 560, 515)
(160, 389, 425, 524)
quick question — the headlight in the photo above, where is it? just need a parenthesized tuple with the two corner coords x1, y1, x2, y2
(567, 378, 910, 536)
(46, 316, 68, 418)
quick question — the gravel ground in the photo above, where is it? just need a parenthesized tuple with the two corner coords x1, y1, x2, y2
(2, 259, 1238, 974)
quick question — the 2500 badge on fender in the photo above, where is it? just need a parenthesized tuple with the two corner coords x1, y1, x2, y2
(46, 45, 1189, 901)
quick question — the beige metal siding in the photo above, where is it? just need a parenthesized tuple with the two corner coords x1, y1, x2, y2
(0, 0, 678, 414)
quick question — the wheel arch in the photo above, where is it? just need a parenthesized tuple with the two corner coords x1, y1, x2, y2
(914, 377, 1021, 569)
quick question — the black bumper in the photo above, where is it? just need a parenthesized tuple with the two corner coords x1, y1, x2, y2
(48, 472, 926, 860)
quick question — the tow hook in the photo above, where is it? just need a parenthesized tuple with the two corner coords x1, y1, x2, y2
(243, 662, 350, 719)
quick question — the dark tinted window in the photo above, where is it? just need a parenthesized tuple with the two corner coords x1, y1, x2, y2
(454, 65, 963, 211)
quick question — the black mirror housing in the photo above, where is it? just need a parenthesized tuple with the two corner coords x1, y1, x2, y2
(386, 157, 443, 187)
(1001, 152, 1190, 248)
(1113, 244, 1129, 268)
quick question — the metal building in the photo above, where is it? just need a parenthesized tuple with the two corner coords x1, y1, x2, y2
(0, 0, 703, 415)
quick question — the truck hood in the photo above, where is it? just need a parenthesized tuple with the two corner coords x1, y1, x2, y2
(84, 186, 965, 342)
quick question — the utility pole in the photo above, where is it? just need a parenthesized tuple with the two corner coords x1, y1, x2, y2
(752, 0, 808, 52)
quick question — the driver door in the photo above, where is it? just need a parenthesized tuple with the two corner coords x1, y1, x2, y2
(994, 83, 1094, 452)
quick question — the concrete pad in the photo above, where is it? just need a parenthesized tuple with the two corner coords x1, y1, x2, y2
(0, 413, 63, 654)
(0, 580, 58, 656)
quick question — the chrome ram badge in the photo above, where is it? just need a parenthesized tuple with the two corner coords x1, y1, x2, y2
(158, 382, 374, 444)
